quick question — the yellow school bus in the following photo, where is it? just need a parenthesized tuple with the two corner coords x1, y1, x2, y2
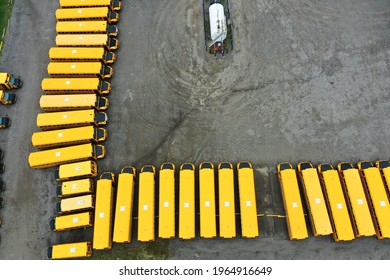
(56, 7, 119, 23)
(57, 194, 94, 214)
(113, 166, 136, 243)
(317, 164, 355, 242)
(40, 94, 109, 111)
(218, 162, 236, 238)
(48, 241, 92, 260)
(277, 162, 308, 240)
(138, 165, 156, 242)
(358, 161, 390, 239)
(49, 47, 116, 64)
(297, 162, 333, 236)
(179, 163, 195, 240)
(158, 162, 175, 239)
(337, 162, 376, 237)
(50, 212, 93, 231)
(32, 126, 107, 149)
(376, 160, 390, 193)
(48, 62, 113, 79)
(57, 178, 94, 198)
(237, 161, 259, 238)
(28, 143, 105, 169)
(56, 21, 118, 37)
(93, 172, 115, 250)
(59, 0, 122, 11)
(55, 160, 98, 181)
(41, 77, 111, 95)
(36, 109, 107, 130)
(56, 34, 119, 51)
(199, 162, 216, 238)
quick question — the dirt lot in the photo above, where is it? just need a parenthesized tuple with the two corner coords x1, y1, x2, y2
(0, 0, 389, 260)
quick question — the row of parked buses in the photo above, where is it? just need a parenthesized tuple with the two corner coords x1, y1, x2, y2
(277, 160, 390, 242)
(48, 161, 259, 259)
(29, 0, 125, 169)
(24, 0, 123, 261)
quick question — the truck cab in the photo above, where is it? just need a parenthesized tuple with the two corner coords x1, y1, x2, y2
(0, 117, 10, 129)
(0, 90, 17, 105)
(0, 73, 23, 90)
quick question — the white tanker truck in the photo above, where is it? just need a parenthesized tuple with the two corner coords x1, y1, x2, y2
(203, 0, 233, 58)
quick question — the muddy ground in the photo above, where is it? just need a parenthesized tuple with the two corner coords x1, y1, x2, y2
(0, 0, 389, 260)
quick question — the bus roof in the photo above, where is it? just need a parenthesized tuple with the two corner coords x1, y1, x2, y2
(179, 168, 195, 239)
(42, 77, 101, 91)
(32, 126, 97, 148)
(53, 212, 92, 231)
(237, 165, 259, 238)
(28, 143, 96, 168)
(342, 168, 376, 237)
(138, 170, 155, 242)
(60, 178, 94, 197)
(56, 34, 110, 47)
(50, 241, 92, 259)
(49, 47, 105, 59)
(158, 166, 175, 239)
(36, 109, 96, 128)
(361, 167, 390, 238)
(278, 168, 308, 240)
(321, 170, 355, 241)
(40, 94, 99, 110)
(58, 160, 96, 179)
(93, 177, 114, 249)
(199, 164, 217, 238)
(56, 7, 110, 20)
(0, 73, 8, 83)
(218, 166, 236, 238)
(59, 194, 94, 213)
(56, 20, 108, 33)
(300, 168, 333, 236)
(113, 171, 136, 243)
(48, 62, 104, 75)
(60, 0, 117, 8)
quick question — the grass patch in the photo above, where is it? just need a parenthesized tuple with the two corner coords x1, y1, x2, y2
(0, 0, 14, 55)
(92, 240, 173, 260)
